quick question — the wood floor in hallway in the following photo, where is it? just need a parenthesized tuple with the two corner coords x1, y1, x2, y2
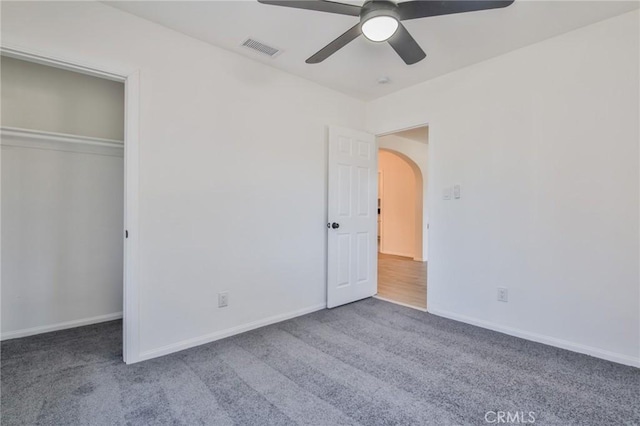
(377, 253, 427, 309)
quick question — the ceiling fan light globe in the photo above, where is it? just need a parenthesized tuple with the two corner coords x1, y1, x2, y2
(361, 15, 399, 42)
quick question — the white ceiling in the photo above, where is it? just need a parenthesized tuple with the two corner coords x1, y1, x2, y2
(106, 1, 639, 100)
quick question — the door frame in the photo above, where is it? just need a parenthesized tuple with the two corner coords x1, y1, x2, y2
(0, 45, 141, 363)
(377, 170, 384, 252)
(374, 122, 430, 310)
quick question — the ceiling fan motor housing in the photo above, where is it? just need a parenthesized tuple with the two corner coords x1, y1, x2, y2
(360, 0, 401, 26)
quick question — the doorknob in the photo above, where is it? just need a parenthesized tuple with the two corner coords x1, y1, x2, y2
(331, 222, 340, 229)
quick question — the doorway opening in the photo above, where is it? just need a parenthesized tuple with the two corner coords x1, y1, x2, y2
(0, 48, 139, 363)
(376, 126, 428, 310)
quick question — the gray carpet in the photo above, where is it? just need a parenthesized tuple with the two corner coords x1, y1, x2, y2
(2, 298, 639, 426)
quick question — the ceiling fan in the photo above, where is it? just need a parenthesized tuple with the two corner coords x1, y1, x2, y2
(257, 0, 515, 65)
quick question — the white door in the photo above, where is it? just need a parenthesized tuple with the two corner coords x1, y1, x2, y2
(327, 126, 377, 308)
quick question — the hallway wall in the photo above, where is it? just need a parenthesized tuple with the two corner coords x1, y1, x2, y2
(378, 151, 416, 258)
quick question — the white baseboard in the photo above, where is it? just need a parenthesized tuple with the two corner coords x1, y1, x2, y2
(1, 312, 123, 341)
(428, 306, 640, 368)
(379, 249, 415, 258)
(138, 303, 327, 362)
(374, 295, 427, 312)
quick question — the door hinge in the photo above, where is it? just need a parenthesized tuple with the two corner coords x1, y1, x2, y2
(125, 230, 129, 239)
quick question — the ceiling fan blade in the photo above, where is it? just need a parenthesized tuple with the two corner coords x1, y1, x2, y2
(387, 23, 426, 65)
(306, 23, 362, 64)
(397, 0, 515, 21)
(257, 0, 361, 16)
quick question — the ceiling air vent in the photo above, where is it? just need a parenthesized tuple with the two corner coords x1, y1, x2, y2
(241, 38, 281, 58)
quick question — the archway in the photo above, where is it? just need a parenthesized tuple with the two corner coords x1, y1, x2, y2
(378, 149, 424, 260)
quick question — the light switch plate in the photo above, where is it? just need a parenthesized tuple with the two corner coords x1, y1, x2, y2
(443, 187, 452, 200)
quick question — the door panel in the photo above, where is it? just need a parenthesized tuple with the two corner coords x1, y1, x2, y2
(356, 232, 369, 282)
(327, 126, 377, 308)
(337, 234, 351, 287)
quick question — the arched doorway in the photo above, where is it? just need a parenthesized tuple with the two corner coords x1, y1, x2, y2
(377, 147, 427, 310)
(378, 149, 423, 260)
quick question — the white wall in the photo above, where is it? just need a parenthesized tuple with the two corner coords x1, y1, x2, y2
(1, 138, 124, 338)
(367, 11, 640, 367)
(1, 1, 364, 360)
(1, 56, 124, 141)
(378, 134, 429, 260)
(378, 150, 417, 258)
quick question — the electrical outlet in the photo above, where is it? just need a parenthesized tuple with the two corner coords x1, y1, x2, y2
(218, 292, 229, 308)
(497, 287, 508, 303)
